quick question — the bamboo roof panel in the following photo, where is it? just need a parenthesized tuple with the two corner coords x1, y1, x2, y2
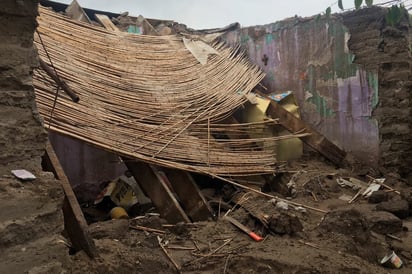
(33, 7, 295, 177)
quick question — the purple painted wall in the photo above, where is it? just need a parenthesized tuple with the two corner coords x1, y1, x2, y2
(222, 17, 379, 166)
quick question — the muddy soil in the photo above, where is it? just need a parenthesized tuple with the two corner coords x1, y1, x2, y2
(1, 158, 411, 273)
(65, 158, 412, 273)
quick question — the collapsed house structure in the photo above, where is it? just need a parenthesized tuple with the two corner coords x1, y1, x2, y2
(33, 1, 349, 222)
(1, 0, 412, 273)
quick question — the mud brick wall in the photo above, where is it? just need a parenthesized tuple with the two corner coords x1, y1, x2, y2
(343, 7, 412, 177)
(0, 0, 46, 172)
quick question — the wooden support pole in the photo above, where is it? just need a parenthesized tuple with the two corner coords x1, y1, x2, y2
(164, 168, 214, 222)
(123, 159, 190, 224)
(44, 141, 96, 258)
(255, 90, 346, 166)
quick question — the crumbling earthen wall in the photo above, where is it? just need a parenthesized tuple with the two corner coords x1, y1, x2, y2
(0, 0, 46, 173)
(0, 1, 71, 273)
(222, 7, 411, 177)
(343, 7, 412, 178)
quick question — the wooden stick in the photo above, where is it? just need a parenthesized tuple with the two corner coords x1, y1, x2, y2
(381, 184, 401, 195)
(130, 225, 166, 234)
(310, 191, 318, 202)
(366, 175, 401, 195)
(348, 189, 362, 204)
(192, 240, 201, 251)
(157, 236, 181, 273)
(223, 255, 231, 274)
(386, 234, 402, 242)
(162, 223, 198, 228)
(298, 240, 320, 249)
(206, 173, 328, 214)
(190, 253, 227, 258)
(207, 117, 210, 166)
(166, 246, 196, 251)
(184, 238, 233, 266)
(39, 58, 80, 103)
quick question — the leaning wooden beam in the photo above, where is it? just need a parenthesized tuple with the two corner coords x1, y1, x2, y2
(44, 141, 96, 258)
(163, 168, 214, 222)
(95, 14, 120, 32)
(123, 159, 191, 223)
(255, 90, 346, 166)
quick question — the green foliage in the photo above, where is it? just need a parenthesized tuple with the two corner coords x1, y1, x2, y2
(386, 5, 402, 26)
(338, 0, 344, 10)
(354, 0, 363, 10)
(325, 7, 331, 18)
(365, 0, 373, 7)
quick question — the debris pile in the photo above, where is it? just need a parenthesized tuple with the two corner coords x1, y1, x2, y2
(1, 1, 411, 273)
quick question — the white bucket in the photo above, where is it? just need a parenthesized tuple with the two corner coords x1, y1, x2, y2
(380, 251, 402, 269)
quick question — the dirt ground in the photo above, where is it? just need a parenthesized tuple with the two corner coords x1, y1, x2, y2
(1, 156, 412, 273)
(61, 156, 412, 273)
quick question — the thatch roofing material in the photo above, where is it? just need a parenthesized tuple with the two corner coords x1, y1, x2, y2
(34, 7, 288, 176)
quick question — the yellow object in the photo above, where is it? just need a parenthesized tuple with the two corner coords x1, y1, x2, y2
(110, 207, 129, 219)
(94, 179, 139, 210)
(272, 92, 303, 161)
(243, 91, 303, 161)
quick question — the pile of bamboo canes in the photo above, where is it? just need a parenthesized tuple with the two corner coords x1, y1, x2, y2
(33, 7, 298, 176)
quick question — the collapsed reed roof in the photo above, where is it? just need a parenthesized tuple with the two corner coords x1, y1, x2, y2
(34, 6, 291, 176)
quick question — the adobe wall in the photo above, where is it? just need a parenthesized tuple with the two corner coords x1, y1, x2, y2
(0, 0, 46, 173)
(222, 7, 411, 177)
(343, 7, 412, 178)
(0, 2, 70, 272)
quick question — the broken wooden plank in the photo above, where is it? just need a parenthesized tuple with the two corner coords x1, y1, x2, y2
(255, 90, 346, 165)
(163, 168, 214, 222)
(95, 14, 119, 32)
(123, 159, 190, 223)
(231, 192, 269, 228)
(44, 141, 96, 258)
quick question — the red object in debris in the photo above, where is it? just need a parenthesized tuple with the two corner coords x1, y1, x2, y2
(225, 216, 264, 242)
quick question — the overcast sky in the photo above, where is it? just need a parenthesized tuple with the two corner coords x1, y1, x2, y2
(54, 0, 410, 29)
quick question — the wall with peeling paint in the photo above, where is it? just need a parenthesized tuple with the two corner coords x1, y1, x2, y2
(222, 13, 382, 167)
